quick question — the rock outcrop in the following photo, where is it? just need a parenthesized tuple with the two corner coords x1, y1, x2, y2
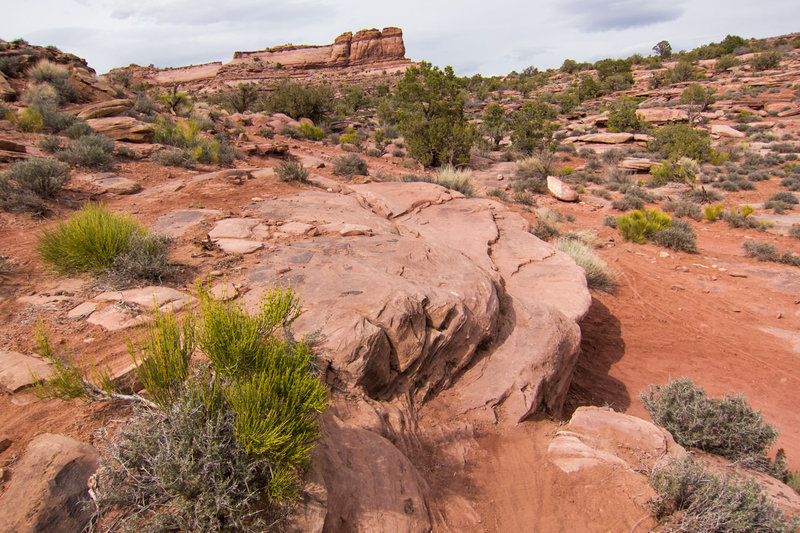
(0, 434, 99, 533)
(86, 116, 155, 143)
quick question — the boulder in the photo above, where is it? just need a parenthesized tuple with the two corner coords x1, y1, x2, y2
(0, 72, 16, 101)
(86, 116, 155, 143)
(0, 434, 99, 533)
(310, 414, 432, 533)
(76, 98, 134, 119)
(0, 138, 26, 152)
(67, 68, 117, 101)
(764, 102, 793, 114)
(547, 175, 579, 202)
(619, 158, 655, 171)
(710, 124, 746, 138)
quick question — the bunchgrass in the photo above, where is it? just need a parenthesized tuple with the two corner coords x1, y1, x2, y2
(275, 160, 310, 183)
(37, 203, 146, 275)
(435, 165, 475, 197)
(332, 154, 368, 177)
(555, 236, 616, 292)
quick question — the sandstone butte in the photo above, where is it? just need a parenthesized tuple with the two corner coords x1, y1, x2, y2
(2, 29, 800, 533)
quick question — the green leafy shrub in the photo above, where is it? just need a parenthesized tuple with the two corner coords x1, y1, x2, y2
(616, 208, 671, 243)
(37, 203, 149, 275)
(332, 154, 368, 177)
(15, 106, 44, 132)
(642, 378, 778, 463)
(648, 456, 797, 532)
(435, 165, 474, 197)
(218, 82, 259, 113)
(56, 134, 115, 171)
(264, 80, 332, 123)
(511, 101, 558, 154)
(665, 60, 698, 84)
(750, 50, 782, 71)
(715, 54, 741, 72)
(555, 236, 616, 292)
(275, 160, 309, 183)
(606, 97, 647, 133)
(297, 122, 324, 141)
(649, 124, 716, 162)
(1, 157, 70, 198)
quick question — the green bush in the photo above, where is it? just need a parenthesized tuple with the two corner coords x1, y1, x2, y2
(789, 226, 800, 240)
(642, 378, 778, 463)
(37, 203, 148, 275)
(264, 80, 332, 123)
(665, 60, 697, 84)
(218, 82, 259, 113)
(1, 157, 70, 198)
(275, 160, 309, 183)
(435, 165, 474, 197)
(743, 241, 779, 262)
(151, 148, 196, 168)
(606, 97, 647, 133)
(510, 101, 558, 154)
(648, 456, 797, 532)
(750, 50, 782, 71)
(616, 208, 671, 243)
(15, 106, 44, 132)
(715, 54, 741, 72)
(332, 154, 368, 177)
(612, 193, 645, 211)
(56, 134, 115, 171)
(649, 124, 716, 162)
(555, 237, 616, 292)
(297, 122, 324, 141)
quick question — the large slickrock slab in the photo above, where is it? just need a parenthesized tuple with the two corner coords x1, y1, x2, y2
(0, 434, 99, 533)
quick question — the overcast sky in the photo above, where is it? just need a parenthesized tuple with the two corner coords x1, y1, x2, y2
(4, 1, 800, 76)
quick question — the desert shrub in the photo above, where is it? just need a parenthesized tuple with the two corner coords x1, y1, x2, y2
(133, 94, 159, 115)
(435, 165, 474, 197)
(0, 56, 21, 77)
(651, 219, 698, 253)
(104, 233, 174, 288)
(23, 83, 59, 108)
(649, 124, 715, 162)
(160, 87, 192, 115)
(665, 60, 698, 84)
(151, 149, 196, 168)
(612, 193, 645, 211)
(650, 158, 699, 186)
(616, 209, 671, 243)
(770, 191, 799, 205)
(648, 456, 796, 532)
(531, 209, 562, 241)
(40, 106, 81, 133)
(42, 285, 329, 531)
(38, 135, 62, 153)
(685, 187, 724, 204)
(49, 78, 80, 104)
(218, 82, 259, 113)
(264, 80, 332, 123)
(37, 203, 148, 275)
(715, 54, 740, 72)
(510, 101, 557, 154)
(662, 200, 702, 221)
(62, 119, 94, 139)
(15, 106, 44, 132)
(606, 97, 647, 133)
(154, 116, 200, 148)
(789, 226, 800, 240)
(192, 135, 236, 166)
(257, 127, 274, 139)
(1, 156, 70, 198)
(720, 206, 766, 230)
(332, 154, 368, 177)
(56, 134, 115, 171)
(555, 237, 616, 292)
(27, 60, 70, 83)
(297, 123, 324, 141)
(487, 188, 508, 201)
(512, 153, 552, 194)
(514, 190, 536, 206)
(704, 204, 723, 221)
(750, 50, 782, 71)
(275, 160, 309, 183)
(642, 378, 778, 462)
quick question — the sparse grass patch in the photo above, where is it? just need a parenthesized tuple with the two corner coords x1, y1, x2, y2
(531, 208, 562, 241)
(555, 236, 616, 292)
(435, 165, 474, 197)
(27, 59, 70, 83)
(332, 154, 368, 177)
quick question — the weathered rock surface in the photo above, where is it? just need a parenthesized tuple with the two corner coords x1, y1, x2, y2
(547, 175, 579, 202)
(77, 172, 141, 194)
(636, 107, 688, 123)
(0, 72, 16, 101)
(710, 123, 747, 138)
(548, 406, 684, 473)
(76, 98, 133, 119)
(619, 158, 655, 171)
(0, 350, 53, 392)
(86, 116, 155, 143)
(0, 434, 99, 533)
(67, 68, 117, 101)
(0, 138, 27, 152)
(573, 132, 634, 144)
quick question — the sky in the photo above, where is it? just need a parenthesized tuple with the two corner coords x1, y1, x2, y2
(3, 1, 800, 76)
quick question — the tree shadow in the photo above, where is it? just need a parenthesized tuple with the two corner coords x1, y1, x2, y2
(563, 297, 630, 418)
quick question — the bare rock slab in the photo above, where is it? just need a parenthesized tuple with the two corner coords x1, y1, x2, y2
(77, 173, 141, 195)
(0, 350, 53, 392)
(214, 238, 264, 254)
(710, 124, 746, 138)
(208, 217, 260, 239)
(94, 286, 195, 310)
(0, 433, 99, 533)
(152, 208, 222, 238)
(76, 98, 134, 120)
